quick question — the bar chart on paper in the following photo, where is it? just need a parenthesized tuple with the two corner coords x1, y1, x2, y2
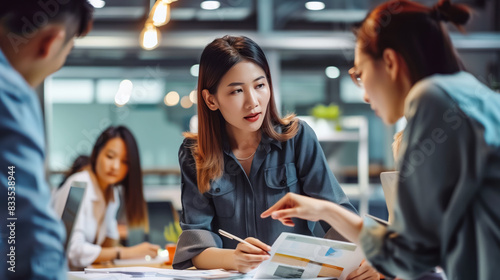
(254, 233, 363, 280)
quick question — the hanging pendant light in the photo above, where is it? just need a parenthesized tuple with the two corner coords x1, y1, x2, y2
(151, 0, 171, 27)
(140, 20, 161, 50)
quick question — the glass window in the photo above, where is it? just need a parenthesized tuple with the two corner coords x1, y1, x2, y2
(44, 68, 197, 182)
(47, 79, 94, 104)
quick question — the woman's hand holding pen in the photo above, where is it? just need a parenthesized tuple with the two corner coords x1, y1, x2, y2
(233, 237, 271, 273)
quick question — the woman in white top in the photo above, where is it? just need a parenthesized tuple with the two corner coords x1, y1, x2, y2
(53, 126, 160, 268)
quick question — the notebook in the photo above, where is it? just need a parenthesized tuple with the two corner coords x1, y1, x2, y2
(60, 181, 87, 251)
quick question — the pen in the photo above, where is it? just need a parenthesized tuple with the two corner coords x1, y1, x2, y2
(218, 229, 271, 255)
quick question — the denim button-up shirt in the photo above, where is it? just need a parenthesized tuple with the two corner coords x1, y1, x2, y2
(0, 49, 66, 279)
(173, 120, 356, 269)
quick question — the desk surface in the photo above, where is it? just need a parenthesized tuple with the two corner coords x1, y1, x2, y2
(88, 262, 173, 269)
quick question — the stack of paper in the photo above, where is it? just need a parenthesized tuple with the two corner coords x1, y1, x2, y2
(68, 271, 132, 280)
(83, 267, 242, 279)
(112, 255, 169, 266)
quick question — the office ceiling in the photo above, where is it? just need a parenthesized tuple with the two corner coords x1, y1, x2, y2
(65, 0, 499, 68)
(88, 0, 495, 32)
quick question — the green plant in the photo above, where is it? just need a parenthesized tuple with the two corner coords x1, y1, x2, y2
(163, 221, 182, 243)
(311, 104, 341, 120)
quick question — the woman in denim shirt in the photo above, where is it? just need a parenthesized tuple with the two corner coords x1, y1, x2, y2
(173, 35, 380, 279)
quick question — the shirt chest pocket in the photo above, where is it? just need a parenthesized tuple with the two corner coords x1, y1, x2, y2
(208, 177, 236, 218)
(264, 162, 299, 208)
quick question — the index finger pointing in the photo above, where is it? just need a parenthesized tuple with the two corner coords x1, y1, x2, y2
(261, 193, 294, 218)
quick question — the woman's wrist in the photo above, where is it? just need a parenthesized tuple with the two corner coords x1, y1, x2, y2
(226, 249, 238, 270)
(192, 248, 236, 270)
(322, 202, 363, 244)
(115, 247, 121, 260)
(318, 200, 335, 222)
(119, 247, 128, 259)
(321, 201, 343, 228)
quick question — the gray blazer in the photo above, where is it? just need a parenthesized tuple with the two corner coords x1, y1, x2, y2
(361, 72, 500, 280)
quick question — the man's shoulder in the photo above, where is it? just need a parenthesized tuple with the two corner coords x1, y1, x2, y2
(0, 61, 34, 103)
(0, 63, 42, 128)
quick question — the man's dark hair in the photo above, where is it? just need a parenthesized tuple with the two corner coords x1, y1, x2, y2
(0, 0, 94, 42)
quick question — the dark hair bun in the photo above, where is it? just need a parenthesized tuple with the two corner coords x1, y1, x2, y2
(435, 0, 471, 25)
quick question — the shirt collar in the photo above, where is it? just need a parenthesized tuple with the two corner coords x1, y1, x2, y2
(260, 125, 283, 151)
(0, 48, 36, 97)
(85, 168, 117, 203)
(0, 49, 7, 65)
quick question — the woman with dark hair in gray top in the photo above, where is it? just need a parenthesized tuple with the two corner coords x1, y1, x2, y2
(263, 1, 500, 279)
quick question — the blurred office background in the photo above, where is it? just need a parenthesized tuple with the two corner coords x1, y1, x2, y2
(40, 0, 500, 245)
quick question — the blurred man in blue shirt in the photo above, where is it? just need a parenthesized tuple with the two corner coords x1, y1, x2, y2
(0, 1, 93, 279)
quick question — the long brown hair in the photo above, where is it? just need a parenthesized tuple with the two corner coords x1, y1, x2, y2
(90, 126, 148, 228)
(185, 35, 299, 193)
(354, 0, 471, 84)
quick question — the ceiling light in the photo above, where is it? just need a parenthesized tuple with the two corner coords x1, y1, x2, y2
(151, 0, 171, 27)
(180, 96, 193, 109)
(325, 66, 340, 79)
(115, 80, 133, 106)
(305, 1, 325, 11)
(190, 64, 199, 77)
(201, 1, 220, 10)
(189, 90, 197, 104)
(140, 21, 161, 50)
(164, 91, 179, 106)
(89, 0, 106, 8)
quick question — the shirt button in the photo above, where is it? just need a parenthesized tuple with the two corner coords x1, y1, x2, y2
(215, 188, 221, 193)
(280, 179, 287, 186)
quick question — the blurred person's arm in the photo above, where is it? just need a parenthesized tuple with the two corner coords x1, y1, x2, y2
(0, 87, 66, 279)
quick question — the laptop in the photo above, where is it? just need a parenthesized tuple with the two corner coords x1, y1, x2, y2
(365, 171, 399, 226)
(60, 181, 87, 251)
(380, 171, 399, 224)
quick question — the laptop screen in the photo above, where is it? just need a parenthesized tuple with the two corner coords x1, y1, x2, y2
(61, 181, 86, 251)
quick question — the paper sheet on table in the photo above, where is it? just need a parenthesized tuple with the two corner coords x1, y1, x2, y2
(84, 266, 242, 279)
(254, 233, 363, 280)
(69, 271, 132, 279)
(112, 255, 169, 266)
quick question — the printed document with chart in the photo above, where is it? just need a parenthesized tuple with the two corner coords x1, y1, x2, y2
(254, 232, 363, 280)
